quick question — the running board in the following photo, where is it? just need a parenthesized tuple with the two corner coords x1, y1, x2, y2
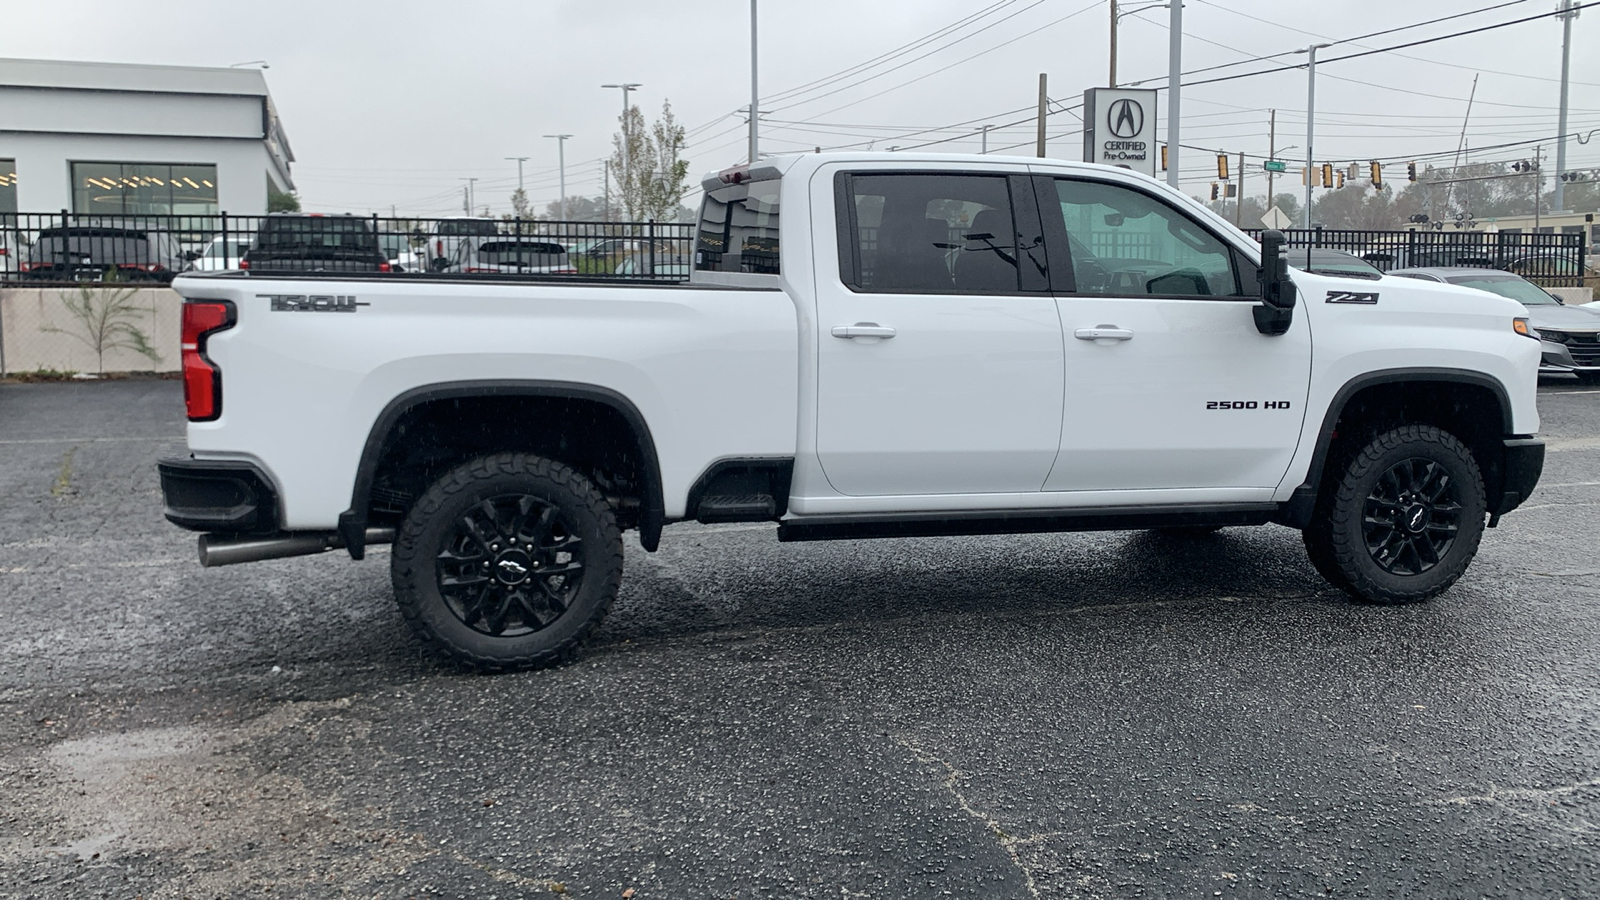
(776, 504, 1279, 543)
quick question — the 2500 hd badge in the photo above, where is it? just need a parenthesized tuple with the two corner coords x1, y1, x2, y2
(1206, 400, 1292, 409)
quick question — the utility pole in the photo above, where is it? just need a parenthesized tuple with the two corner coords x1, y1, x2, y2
(1235, 149, 1245, 227)
(1266, 109, 1276, 216)
(459, 177, 478, 216)
(1109, 0, 1118, 88)
(1166, 0, 1182, 188)
(750, 0, 760, 164)
(977, 124, 991, 154)
(1555, 0, 1577, 211)
(1301, 43, 1331, 228)
(602, 82, 642, 216)
(1535, 144, 1545, 230)
(544, 134, 572, 220)
(1036, 73, 1048, 158)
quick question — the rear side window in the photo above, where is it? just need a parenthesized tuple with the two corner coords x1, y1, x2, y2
(696, 180, 779, 274)
(838, 173, 1022, 294)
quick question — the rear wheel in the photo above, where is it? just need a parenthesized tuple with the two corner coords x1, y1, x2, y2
(1302, 425, 1486, 604)
(391, 452, 623, 671)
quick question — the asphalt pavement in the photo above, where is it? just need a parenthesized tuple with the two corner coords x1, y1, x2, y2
(2, 378, 1598, 899)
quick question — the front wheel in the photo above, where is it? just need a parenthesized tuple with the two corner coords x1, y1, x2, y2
(391, 453, 624, 671)
(1302, 425, 1486, 605)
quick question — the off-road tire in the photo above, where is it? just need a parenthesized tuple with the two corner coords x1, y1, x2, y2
(391, 453, 623, 671)
(1302, 425, 1486, 605)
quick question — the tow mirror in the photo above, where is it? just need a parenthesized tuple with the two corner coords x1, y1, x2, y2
(1253, 229, 1297, 336)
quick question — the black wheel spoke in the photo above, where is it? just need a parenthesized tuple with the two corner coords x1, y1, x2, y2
(1363, 455, 1463, 577)
(434, 491, 587, 638)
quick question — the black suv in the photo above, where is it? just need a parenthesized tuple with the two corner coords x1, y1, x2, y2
(23, 222, 187, 282)
(242, 215, 390, 274)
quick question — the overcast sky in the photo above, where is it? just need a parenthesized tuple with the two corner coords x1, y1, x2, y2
(6, 0, 1596, 215)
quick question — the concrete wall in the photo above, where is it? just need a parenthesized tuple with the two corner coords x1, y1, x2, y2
(0, 286, 180, 375)
(1548, 286, 1595, 305)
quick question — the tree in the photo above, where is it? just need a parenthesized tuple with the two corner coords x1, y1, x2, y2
(267, 185, 300, 213)
(510, 187, 532, 219)
(542, 195, 609, 221)
(607, 99, 691, 222)
(41, 276, 162, 374)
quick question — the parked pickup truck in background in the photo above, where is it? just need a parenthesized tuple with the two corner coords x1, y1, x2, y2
(159, 152, 1545, 671)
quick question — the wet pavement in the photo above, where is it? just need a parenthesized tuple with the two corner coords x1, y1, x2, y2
(1, 379, 1597, 899)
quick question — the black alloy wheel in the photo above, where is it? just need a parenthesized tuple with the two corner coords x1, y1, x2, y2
(1301, 424, 1486, 605)
(392, 453, 623, 671)
(1360, 457, 1462, 576)
(436, 495, 585, 637)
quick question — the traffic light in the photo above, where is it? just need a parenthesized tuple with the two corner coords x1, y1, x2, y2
(1321, 163, 1334, 188)
(1337, 170, 1346, 189)
(1217, 154, 1229, 180)
(1371, 161, 1383, 188)
(1225, 184, 1237, 198)
(1407, 161, 1417, 182)
(1161, 145, 1168, 170)
(1210, 183, 1220, 201)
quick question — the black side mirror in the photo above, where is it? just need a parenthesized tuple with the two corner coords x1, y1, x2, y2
(1253, 229, 1297, 336)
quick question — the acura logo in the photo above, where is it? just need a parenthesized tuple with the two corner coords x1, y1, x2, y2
(1108, 98, 1144, 139)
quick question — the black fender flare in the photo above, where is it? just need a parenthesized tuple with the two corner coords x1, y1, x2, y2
(1278, 367, 1514, 528)
(338, 380, 666, 558)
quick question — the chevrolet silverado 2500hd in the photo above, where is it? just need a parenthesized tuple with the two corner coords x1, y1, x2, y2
(159, 153, 1545, 670)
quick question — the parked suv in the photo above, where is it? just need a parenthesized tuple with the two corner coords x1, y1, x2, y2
(22, 222, 186, 282)
(241, 215, 390, 274)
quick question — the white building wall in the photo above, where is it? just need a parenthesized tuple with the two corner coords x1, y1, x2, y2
(0, 132, 285, 214)
(0, 86, 264, 140)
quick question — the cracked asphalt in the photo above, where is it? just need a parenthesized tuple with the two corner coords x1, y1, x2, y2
(1, 378, 1598, 899)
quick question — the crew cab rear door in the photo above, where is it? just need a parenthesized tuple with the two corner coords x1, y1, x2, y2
(1033, 172, 1312, 497)
(813, 167, 1062, 496)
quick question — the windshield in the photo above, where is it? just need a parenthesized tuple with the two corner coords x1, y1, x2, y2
(1289, 251, 1382, 280)
(257, 217, 377, 251)
(1447, 275, 1560, 306)
(30, 232, 156, 262)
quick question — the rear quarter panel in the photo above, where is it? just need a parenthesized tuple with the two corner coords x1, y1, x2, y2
(173, 276, 799, 528)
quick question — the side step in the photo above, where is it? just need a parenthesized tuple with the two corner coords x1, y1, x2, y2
(695, 493, 777, 524)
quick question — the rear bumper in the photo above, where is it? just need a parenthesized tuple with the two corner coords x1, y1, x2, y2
(1493, 438, 1544, 518)
(158, 458, 279, 533)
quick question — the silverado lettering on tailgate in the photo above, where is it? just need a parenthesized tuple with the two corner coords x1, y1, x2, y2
(262, 294, 369, 312)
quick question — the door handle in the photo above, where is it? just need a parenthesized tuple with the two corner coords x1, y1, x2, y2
(831, 323, 897, 340)
(1074, 325, 1134, 342)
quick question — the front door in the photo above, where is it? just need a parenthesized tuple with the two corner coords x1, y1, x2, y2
(1036, 174, 1312, 496)
(814, 170, 1063, 497)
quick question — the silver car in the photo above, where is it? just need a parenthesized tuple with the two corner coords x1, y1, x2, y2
(1391, 266, 1600, 382)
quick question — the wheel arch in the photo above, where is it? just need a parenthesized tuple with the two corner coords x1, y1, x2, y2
(339, 380, 665, 558)
(1281, 368, 1515, 528)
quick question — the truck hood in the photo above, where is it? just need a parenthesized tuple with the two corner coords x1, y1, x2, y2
(1524, 303, 1600, 331)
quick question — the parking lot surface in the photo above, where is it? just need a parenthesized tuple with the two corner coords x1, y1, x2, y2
(2, 379, 1599, 898)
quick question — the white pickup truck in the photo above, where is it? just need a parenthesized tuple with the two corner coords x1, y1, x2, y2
(160, 152, 1545, 671)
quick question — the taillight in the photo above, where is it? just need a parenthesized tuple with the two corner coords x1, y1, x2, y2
(464, 267, 498, 273)
(238, 258, 250, 270)
(182, 301, 235, 421)
(0, 247, 8, 256)
(378, 261, 392, 273)
(554, 267, 577, 274)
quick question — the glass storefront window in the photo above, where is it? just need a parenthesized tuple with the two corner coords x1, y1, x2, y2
(71, 162, 218, 217)
(0, 160, 16, 214)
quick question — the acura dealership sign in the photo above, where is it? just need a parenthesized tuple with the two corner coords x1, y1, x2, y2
(1082, 88, 1158, 177)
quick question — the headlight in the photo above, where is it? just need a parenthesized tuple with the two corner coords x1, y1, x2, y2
(1514, 317, 1539, 340)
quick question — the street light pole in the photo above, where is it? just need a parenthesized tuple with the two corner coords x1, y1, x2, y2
(1166, 0, 1181, 188)
(976, 124, 991, 154)
(750, 0, 759, 164)
(505, 156, 528, 209)
(1110, 0, 1118, 89)
(544, 135, 572, 221)
(602, 82, 642, 217)
(1300, 42, 1331, 229)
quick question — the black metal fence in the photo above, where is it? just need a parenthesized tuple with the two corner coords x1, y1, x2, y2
(1243, 227, 1589, 288)
(0, 212, 696, 285)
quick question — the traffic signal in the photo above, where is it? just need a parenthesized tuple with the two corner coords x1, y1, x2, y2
(1210, 183, 1220, 201)
(1161, 145, 1168, 170)
(1337, 170, 1346, 189)
(1217, 154, 1229, 180)
(1321, 163, 1334, 188)
(1225, 184, 1237, 198)
(1407, 161, 1417, 182)
(1371, 161, 1382, 188)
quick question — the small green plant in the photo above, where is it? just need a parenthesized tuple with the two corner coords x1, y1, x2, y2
(13, 366, 80, 382)
(40, 274, 162, 374)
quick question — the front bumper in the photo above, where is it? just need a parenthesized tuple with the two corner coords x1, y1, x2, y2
(157, 458, 279, 533)
(1492, 438, 1545, 520)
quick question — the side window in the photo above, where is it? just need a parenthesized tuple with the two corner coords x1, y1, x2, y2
(841, 173, 1021, 294)
(1050, 178, 1244, 298)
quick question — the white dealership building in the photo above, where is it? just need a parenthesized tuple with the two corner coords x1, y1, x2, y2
(0, 57, 294, 217)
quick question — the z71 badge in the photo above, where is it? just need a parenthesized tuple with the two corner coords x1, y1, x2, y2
(262, 294, 369, 312)
(1325, 290, 1379, 305)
